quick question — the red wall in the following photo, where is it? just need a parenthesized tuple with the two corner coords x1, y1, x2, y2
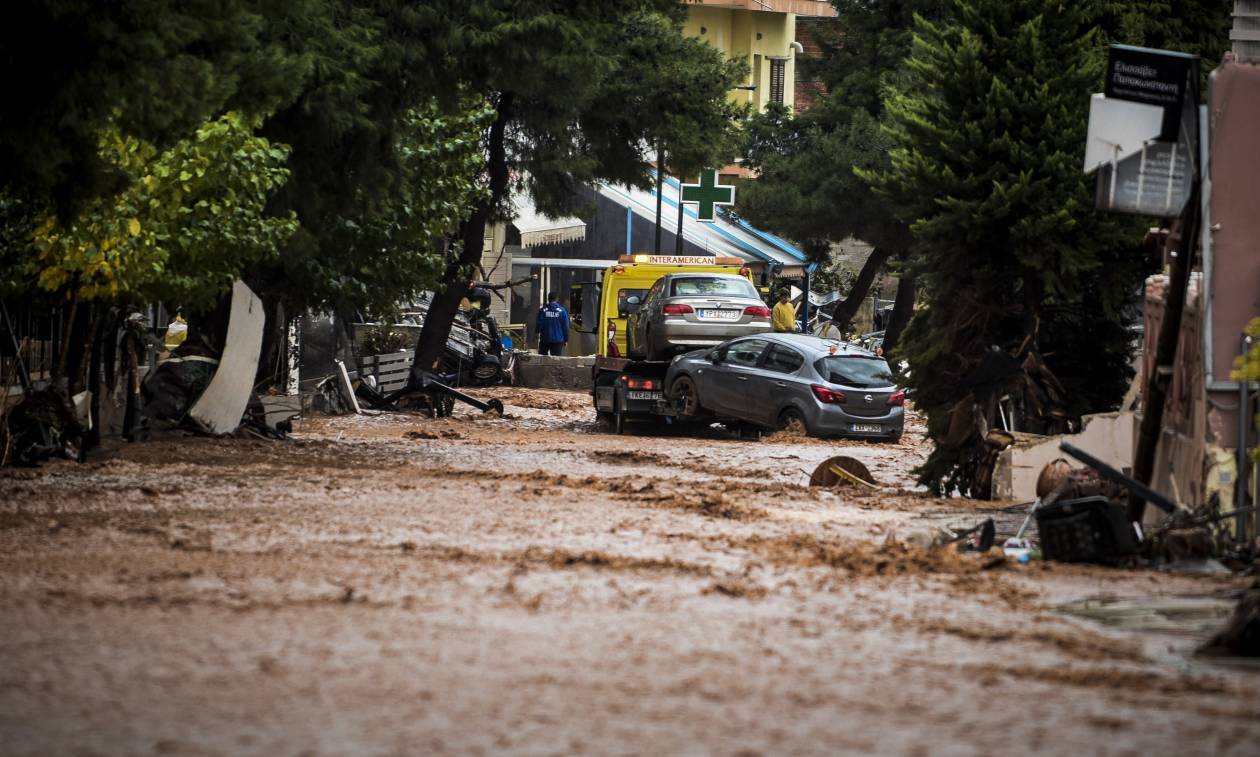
(1207, 59, 1260, 447)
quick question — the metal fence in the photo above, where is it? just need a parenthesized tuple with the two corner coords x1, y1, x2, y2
(1, 299, 63, 392)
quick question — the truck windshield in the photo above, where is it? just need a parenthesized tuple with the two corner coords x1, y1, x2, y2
(670, 277, 756, 298)
(814, 356, 894, 388)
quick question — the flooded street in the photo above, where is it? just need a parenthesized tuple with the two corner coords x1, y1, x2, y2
(2, 389, 1257, 755)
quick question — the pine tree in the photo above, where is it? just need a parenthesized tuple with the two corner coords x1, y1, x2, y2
(737, 2, 948, 350)
(408, 2, 745, 375)
(866, 0, 1150, 495)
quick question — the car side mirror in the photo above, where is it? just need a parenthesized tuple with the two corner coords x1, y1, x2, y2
(707, 351, 720, 363)
(617, 295, 642, 319)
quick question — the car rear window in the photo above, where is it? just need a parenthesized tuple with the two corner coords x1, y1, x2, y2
(815, 356, 894, 388)
(670, 276, 756, 298)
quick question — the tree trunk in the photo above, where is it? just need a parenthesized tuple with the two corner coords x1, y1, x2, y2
(882, 275, 916, 359)
(53, 281, 80, 386)
(411, 93, 514, 379)
(84, 310, 107, 455)
(829, 246, 893, 332)
(64, 303, 94, 396)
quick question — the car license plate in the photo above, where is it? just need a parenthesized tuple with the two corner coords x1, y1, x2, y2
(698, 309, 739, 320)
(627, 391, 663, 401)
(851, 423, 882, 433)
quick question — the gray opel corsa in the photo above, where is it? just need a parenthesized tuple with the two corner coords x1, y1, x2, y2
(663, 333, 905, 441)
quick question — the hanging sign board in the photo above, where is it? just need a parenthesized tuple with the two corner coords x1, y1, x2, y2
(1087, 45, 1200, 217)
(1104, 45, 1197, 141)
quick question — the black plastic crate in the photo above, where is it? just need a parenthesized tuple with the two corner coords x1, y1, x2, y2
(1035, 496, 1138, 564)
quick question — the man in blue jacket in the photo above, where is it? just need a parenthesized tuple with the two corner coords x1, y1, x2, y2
(535, 292, 570, 356)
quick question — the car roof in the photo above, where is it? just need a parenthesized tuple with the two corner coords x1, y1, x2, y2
(736, 332, 878, 358)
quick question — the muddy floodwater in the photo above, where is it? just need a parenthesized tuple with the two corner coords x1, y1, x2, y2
(2, 388, 1257, 755)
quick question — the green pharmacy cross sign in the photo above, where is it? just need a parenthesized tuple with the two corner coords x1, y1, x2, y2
(680, 169, 735, 223)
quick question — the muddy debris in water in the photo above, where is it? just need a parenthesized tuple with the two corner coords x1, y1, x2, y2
(587, 449, 765, 479)
(726, 533, 1008, 576)
(896, 616, 1148, 663)
(1199, 581, 1260, 659)
(408, 466, 804, 513)
(705, 577, 769, 599)
(463, 387, 592, 412)
(651, 491, 769, 521)
(589, 449, 671, 466)
(167, 524, 213, 551)
(394, 542, 712, 576)
(957, 661, 1243, 698)
(403, 429, 463, 440)
(945, 571, 1040, 609)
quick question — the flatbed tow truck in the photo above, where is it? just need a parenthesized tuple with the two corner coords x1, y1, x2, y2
(577, 254, 756, 434)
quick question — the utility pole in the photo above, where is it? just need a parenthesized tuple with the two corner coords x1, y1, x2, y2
(654, 144, 664, 255)
(1130, 182, 1200, 523)
(675, 171, 685, 255)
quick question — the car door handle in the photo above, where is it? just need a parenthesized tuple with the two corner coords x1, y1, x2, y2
(737, 376, 748, 381)
(774, 381, 787, 388)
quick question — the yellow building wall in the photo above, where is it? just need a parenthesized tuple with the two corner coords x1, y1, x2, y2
(682, 7, 796, 113)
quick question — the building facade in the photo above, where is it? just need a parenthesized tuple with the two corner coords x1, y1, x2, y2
(680, 0, 835, 114)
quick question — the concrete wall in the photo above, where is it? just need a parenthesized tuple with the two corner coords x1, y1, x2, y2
(513, 354, 595, 391)
(992, 411, 1136, 502)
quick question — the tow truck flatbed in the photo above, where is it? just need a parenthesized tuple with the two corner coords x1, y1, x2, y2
(591, 357, 676, 434)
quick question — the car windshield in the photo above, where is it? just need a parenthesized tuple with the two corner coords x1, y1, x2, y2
(670, 276, 756, 298)
(815, 356, 895, 388)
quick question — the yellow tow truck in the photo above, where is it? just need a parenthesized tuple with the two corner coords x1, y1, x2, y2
(573, 254, 755, 433)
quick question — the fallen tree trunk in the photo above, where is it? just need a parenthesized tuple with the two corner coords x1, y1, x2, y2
(882, 274, 916, 359)
(410, 93, 514, 379)
(829, 246, 893, 332)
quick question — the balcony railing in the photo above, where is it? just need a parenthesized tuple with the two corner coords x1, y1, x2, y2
(682, 0, 837, 17)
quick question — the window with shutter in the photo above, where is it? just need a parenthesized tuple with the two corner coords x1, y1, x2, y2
(769, 58, 786, 106)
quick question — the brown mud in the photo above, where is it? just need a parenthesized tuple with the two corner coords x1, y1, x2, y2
(2, 388, 1257, 756)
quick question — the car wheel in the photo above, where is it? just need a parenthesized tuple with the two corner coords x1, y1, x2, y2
(777, 407, 810, 437)
(670, 375, 702, 417)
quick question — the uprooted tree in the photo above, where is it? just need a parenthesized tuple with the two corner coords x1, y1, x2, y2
(407, 2, 746, 379)
(864, 0, 1154, 496)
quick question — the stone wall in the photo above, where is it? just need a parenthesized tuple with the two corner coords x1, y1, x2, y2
(514, 354, 595, 391)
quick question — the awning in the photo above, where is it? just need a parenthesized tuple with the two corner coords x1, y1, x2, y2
(511, 196, 586, 247)
(597, 174, 808, 267)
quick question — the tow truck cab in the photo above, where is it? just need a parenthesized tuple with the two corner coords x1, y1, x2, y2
(571, 254, 754, 358)
(579, 254, 754, 432)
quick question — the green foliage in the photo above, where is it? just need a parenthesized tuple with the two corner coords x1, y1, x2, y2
(261, 99, 491, 315)
(426, 1, 744, 218)
(740, 106, 909, 262)
(25, 113, 296, 310)
(866, 0, 1151, 494)
(410, 1, 748, 368)
(1, 0, 308, 213)
(738, 1, 933, 266)
(807, 1, 951, 115)
(592, 11, 748, 181)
